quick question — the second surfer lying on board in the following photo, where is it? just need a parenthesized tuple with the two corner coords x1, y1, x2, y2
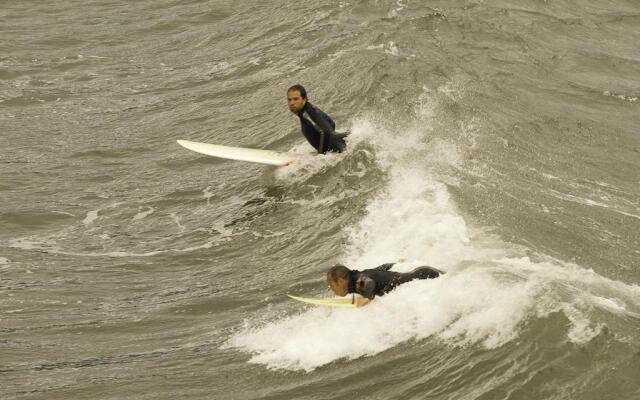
(327, 263, 444, 307)
(287, 84, 349, 154)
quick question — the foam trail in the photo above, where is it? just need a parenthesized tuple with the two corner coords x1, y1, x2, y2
(83, 209, 99, 225)
(132, 206, 155, 221)
(228, 90, 640, 371)
(229, 272, 529, 372)
(7, 237, 216, 258)
(343, 166, 471, 269)
(274, 142, 343, 183)
(228, 254, 640, 371)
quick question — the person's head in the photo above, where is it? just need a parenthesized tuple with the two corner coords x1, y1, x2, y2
(287, 84, 307, 114)
(327, 264, 351, 296)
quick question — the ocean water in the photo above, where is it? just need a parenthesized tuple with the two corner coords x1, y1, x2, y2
(1, 1, 639, 399)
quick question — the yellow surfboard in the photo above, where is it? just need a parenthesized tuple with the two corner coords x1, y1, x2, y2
(287, 294, 358, 308)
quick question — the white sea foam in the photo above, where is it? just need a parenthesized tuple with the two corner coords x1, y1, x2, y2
(82, 202, 124, 226)
(274, 142, 344, 183)
(385, 41, 399, 56)
(546, 189, 640, 220)
(228, 87, 640, 371)
(132, 206, 155, 221)
(343, 168, 470, 269)
(7, 237, 216, 258)
(229, 253, 640, 371)
(170, 212, 186, 232)
(82, 209, 99, 225)
(603, 90, 637, 102)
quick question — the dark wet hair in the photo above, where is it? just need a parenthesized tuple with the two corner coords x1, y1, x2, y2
(287, 84, 307, 99)
(327, 264, 350, 282)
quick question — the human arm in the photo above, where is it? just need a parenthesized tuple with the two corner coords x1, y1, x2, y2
(355, 297, 371, 307)
(305, 105, 336, 154)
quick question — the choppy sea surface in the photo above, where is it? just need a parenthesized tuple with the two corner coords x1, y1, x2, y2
(2, 1, 639, 399)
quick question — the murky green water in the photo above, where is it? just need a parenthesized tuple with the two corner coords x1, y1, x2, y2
(2, 1, 639, 399)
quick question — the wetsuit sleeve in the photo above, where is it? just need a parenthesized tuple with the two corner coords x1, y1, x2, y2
(374, 263, 395, 271)
(306, 106, 335, 153)
(356, 276, 376, 300)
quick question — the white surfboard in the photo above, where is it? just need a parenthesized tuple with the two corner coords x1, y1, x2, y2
(177, 140, 295, 166)
(287, 294, 358, 308)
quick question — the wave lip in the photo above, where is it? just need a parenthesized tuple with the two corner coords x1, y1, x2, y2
(227, 108, 640, 372)
(228, 254, 640, 372)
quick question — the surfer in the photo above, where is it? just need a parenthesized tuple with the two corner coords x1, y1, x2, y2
(287, 84, 348, 154)
(327, 263, 443, 307)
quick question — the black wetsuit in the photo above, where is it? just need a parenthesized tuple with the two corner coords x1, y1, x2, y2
(296, 101, 348, 154)
(347, 263, 443, 300)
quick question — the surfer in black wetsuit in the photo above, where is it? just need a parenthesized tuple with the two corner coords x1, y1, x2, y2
(327, 263, 444, 307)
(287, 84, 348, 154)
